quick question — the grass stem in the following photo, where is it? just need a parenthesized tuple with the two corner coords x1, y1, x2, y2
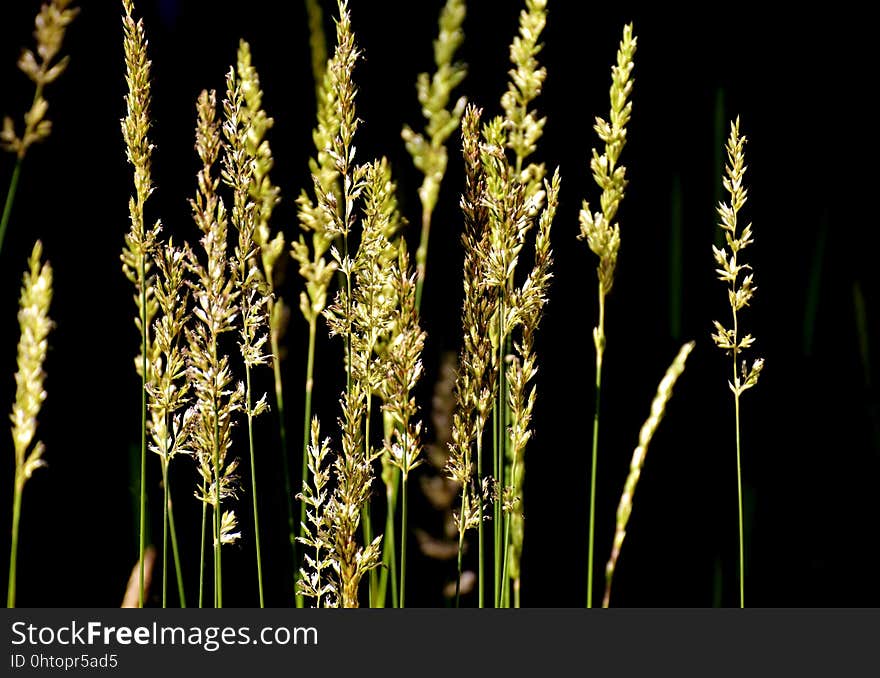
(298, 316, 317, 607)
(6, 474, 23, 608)
(198, 480, 206, 608)
(0, 159, 23, 259)
(246, 366, 265, 607)
(587, 290, 605, 608)
(166, 480, 186, 607)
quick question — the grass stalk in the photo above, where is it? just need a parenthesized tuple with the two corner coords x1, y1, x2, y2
(477, 431, 484, 608)
(138, 256, 147, 609)
(271, 334, 298, 606)
(198, 481, 206, 608)
(162, 459, 169, 607)
(587, 293, 604, 608)
(246, 367, 265, 607)
(376, 469, 399, 608)
(298, 317, 317, 607)
(414, 206, 433, 312)
(400, 441, 408, 608)
(578, 23, 637, 608)
(711, 117, 763, 610)
(7, 477, 23, 608)
(0, 159, 23, 258)
(734, 389, 744, 608)
(166, 483, 185, 607)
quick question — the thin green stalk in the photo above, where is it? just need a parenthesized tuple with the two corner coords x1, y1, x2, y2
(400, 457, 408, 608)
(6, 476, 23, 608)
(476, 430, 484, 609)
(455, 503, 465, 607)
(271, 329, 297, 606)
(735, 387, 744, 608)
(377, 472, 398, 608)
(166, 481, 186, 607)
(493, 301, 506, 607)
(414, 205, 434, 312)
(212, 511, 219, 608)
(363, 397, 375, 605)
(732, 291, 744, 609)
(162, 461, 169, 608)
(298, 317, 317, 607)
(500, 440, 522, 608)
(198, 479, 206, 608)
(138, 256, 148, 609)
(378, 410, 399, 608)
(212, 366, 222, 608)
(587, 291, 605, 608)
(0, 159, 23, 258)
(246, 367, 265, 607)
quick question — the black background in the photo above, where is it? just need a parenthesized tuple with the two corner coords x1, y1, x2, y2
(0, 0, 877, 607)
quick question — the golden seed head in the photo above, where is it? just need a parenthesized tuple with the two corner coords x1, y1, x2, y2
(10, 241, 54, 487)
(1, 0, 78, 158)
(712, 118, 763, 396)
(579, 23, 637, 298)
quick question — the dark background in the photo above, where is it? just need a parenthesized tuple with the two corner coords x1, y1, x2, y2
(0, 0, 876, 607)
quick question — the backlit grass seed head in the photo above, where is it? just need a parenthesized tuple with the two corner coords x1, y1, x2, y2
(325, 159, 400, 388)
(578, 23, 637, 298)
(326, 385, 383, 608)
(146, 241, 193, 465)
(447, 106, 498, 535)
(185, 89, 243, 518)
(293, 0, 360, 324)
(505, 170, 559, 581)
(222, 64, 271, 375)
(297, 418, 337, 607)
(236, 41, 283, 280)
(502, 0, 548, 175)
(1, 0, 78, 158)
(603, 341, 694, 607)
(711, 118, 763, 396)
(402, 0, 467, 217)
(120, 0, 160, 376)
(10, 241, 53, 488)
(381, 246, 427, 480)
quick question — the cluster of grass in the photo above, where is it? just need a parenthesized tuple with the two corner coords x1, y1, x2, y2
(2, 0, 774, 609)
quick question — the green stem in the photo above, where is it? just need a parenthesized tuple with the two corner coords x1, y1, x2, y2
(0, 159, 23, 259)
(162, 460, 169, 608)
(414, 204, 434, 312)
(378, 414, 399, 609)
(246, 366, 265, 607)
(377, 472, 398, 608)
(270, 325, 297, 604)
(732, 293, 744, 609)
(298, 317, 317, 608)
(400, 470, 408, 608)
(6, 475, 23, 608)
(166, 478, 186, 607)
(198, 480, 206, 608)
(455, 499, 465, 608)
(500, 446, 521, 608)
(476, 429, 484, 609)
(587, 291, 605, 608)
(494, 301, 506, 607)
(138, 257, 148, 609)
(363, 397, 375, 606)
(212, 357, 222, 608)
(735, 391, 744, 608)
